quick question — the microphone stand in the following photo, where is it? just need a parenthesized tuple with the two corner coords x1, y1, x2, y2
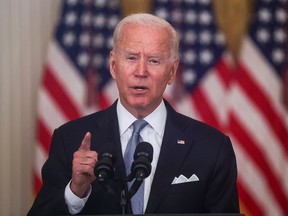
(120, 187, 127, 215)
(126, 179, 143, 201)
(120, 173, 144, 215)
(120, 173, 132, 215)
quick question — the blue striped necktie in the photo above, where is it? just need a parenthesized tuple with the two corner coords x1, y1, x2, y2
(124, 119, 148, 214)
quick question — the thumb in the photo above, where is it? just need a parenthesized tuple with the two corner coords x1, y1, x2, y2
(78, 132, 91, 151)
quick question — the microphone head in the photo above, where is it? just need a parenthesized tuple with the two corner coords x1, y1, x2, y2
(97, 143, 115, 162)
(94, 144, 115, 182)
(131, 142, 153, 180)
(133, 141, 153, 163)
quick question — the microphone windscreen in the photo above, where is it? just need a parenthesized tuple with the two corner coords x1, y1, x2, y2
(94, 143, 115, 180)
(97, 143, 115, 160)
(133, 141, 153, 162)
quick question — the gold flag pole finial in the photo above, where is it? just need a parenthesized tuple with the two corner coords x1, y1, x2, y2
(120, 0, 153, 17)
(213, 0, 256, 64)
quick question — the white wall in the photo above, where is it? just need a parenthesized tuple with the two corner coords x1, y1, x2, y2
(0, 0, 60, 215)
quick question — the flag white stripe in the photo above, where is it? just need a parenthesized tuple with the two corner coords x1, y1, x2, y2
(240, 37, 288, 121)
(175, 94, 201, 120)
(47, 40, 86, 115)
(38, 88, 68, 131)
(35, 143, 48, 181)
(230, 84, 287, 184)
(233, 139, 284, 216)
(202, 68, 229, 125)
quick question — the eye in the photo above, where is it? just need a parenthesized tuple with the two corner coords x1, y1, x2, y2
(126, 55, 138, 61)
(149, 58, 160, 64)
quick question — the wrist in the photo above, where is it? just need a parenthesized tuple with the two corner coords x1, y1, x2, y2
(70, 180, 90, 198)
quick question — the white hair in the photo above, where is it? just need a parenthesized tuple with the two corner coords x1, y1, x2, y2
(113, 13, 179, 60)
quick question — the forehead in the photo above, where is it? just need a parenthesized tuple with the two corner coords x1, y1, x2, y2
(118, 24, 171, 54)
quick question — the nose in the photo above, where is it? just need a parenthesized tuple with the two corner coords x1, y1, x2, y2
(135, 58, 148, 77)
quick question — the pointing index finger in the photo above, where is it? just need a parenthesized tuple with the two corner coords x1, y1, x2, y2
(78, 132, 91, 151)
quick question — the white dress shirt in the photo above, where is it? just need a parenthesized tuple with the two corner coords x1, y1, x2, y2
(65, 99, 167, 214)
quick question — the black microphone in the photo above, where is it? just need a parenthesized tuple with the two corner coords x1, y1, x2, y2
(94, 149, 115, 182)
(94, 147, 116, 197)
(126, 142, 153, 202)
(131, 141, 153, 181)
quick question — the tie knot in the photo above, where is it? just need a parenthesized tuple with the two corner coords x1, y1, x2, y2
(132, 119, 148, 134)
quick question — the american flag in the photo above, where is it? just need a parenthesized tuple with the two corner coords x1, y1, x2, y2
(155, 0, 231, 132)
(34, 0, 120, 194)
(34, 0, 288, 215)
(155, 0, 288, 216)
(230, 0, 288, 215)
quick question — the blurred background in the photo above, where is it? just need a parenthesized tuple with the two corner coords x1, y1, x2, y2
(0, 0, 287, 215)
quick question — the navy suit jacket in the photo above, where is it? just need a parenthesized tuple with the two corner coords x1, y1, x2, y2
(27, 100, 239, 215)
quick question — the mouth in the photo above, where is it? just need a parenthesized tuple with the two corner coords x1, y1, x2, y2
(132, 86, 147, 90)
(130, 85, 149, 93)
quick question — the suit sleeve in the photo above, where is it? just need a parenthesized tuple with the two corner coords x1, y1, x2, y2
(27, 129, 71, 216)
(204, 136, 240, 213)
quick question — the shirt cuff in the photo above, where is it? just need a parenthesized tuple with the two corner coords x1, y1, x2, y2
(64, 180, 92, 215)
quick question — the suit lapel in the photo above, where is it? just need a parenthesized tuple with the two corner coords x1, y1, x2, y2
(93, 101, 127, 182)
(146, 103, 194, 213)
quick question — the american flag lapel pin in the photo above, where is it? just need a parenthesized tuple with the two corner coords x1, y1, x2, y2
(177, 139, 185, 145)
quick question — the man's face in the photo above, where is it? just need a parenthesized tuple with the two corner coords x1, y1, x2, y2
(110, 24, 179, 118)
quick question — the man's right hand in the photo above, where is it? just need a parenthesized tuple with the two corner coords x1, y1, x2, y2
(70, 132, 98, 198)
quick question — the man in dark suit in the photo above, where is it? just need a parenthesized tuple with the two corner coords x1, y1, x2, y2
(28, 13, 239, 215)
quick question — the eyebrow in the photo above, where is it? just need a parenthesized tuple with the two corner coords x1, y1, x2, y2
(124, 51, 138, 55)
(123, 50, 164, 59)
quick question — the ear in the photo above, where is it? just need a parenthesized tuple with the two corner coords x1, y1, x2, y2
(168, 58, 179, 85)
(109, 50, 117, 80)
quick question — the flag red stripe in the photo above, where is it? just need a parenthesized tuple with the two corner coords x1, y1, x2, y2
(43, 65, 82, 120)
(236, 64, 288, 153)
(33, 172, 43, 195)
(215, 59, 232, 88)
(97, 91, 111, 110)
(230, 114, 288, 212)
(190, 87, 221, 130)
(237, 181, 264, 216)
(36, 118, 52, 153)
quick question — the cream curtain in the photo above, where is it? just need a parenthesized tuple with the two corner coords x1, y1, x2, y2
(0, 0, 59, 215)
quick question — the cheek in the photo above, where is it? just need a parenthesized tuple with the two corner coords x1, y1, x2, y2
(114, 66, 130, 89)
(112, 63, 124, 80)
(160, 68, 175, 84)
(151, 75, 170, 91)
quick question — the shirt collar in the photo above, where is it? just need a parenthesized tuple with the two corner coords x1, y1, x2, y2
(117, 99, 167, 137)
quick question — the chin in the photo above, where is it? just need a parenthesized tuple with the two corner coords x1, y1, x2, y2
(131, 100, 148, 108)
(128, 98, 149, 109)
